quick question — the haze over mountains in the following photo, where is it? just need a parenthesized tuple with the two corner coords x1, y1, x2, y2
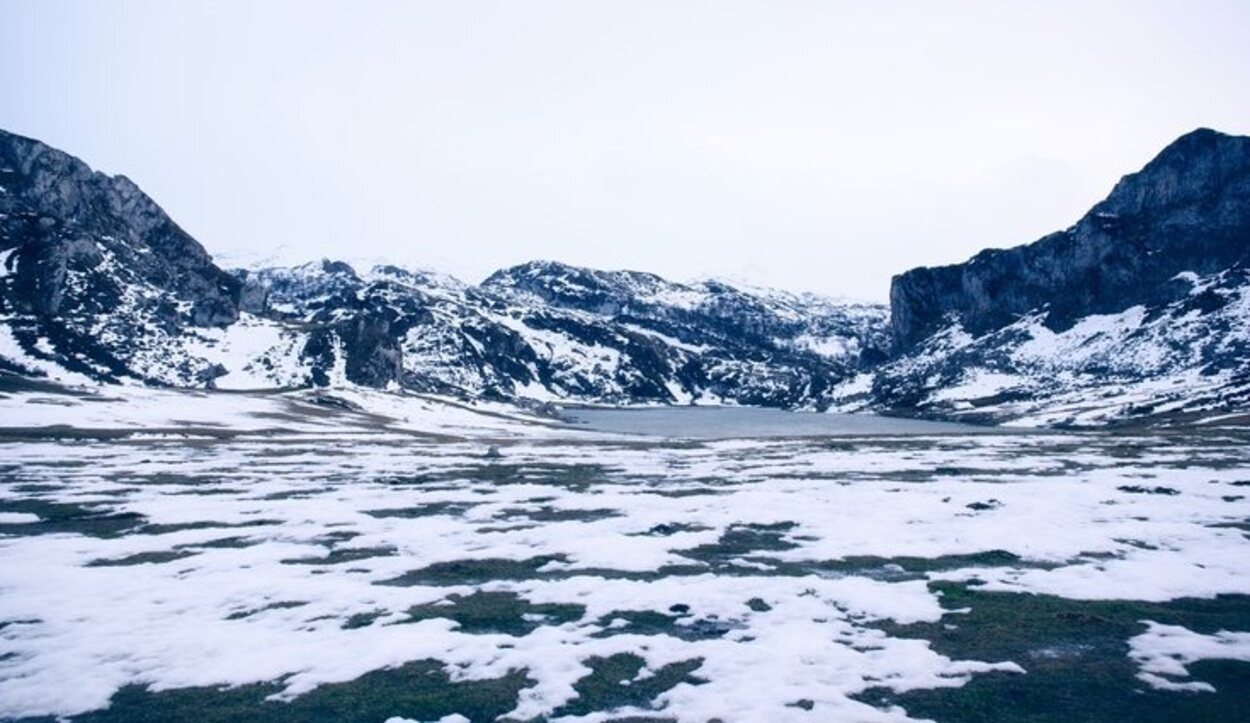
(0, 127, 1247, 427)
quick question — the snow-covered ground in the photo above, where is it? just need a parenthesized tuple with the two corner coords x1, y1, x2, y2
(0, 387, 1248, 721)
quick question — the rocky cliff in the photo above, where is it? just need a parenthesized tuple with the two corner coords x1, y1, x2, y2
(848, 128, 1250, 426)
(223, 258, 890, 407)
(0, 129, 242, 384)
(891, 128, 1250, 349)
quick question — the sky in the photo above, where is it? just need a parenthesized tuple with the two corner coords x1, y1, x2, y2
(2, 1, 1249, 300)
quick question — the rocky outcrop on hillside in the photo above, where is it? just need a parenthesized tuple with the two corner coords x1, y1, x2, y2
(891, 128, 1250, 349)
(848, 128, 1250, 426)
(0, 129, 242, 384)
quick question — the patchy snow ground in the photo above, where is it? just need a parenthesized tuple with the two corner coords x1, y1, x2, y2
(0, 388, 1248, 721)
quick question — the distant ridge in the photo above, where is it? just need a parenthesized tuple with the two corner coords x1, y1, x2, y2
(2, 126, 1248, 426)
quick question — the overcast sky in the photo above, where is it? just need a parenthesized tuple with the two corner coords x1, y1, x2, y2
(2, 1, 1248, 300)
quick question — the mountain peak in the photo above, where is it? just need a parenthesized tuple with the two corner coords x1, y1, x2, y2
(1102, 127, 1250, 216)
(1158, 126, 1230, 152)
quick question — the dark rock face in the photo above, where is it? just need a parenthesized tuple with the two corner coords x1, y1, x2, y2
(0, 129, 241, 385)
(890, 128, 1250, 349)
(0, 129, 240, 326)
(863, 128, 1250, 425)
(234, 270, 270, 314)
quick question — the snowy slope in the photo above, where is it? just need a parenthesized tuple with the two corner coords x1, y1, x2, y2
(224, 259, 891, 408)
(833, 268, 1250, 426)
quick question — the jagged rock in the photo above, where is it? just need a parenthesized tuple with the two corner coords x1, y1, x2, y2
(0, 128, 241, 385)
(855, 128, 1250, 426)
(0, 129, 239, 327)
(890, 128, 1250, 349)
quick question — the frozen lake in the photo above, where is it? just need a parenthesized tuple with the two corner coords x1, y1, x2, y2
(562, 405, 995, 438)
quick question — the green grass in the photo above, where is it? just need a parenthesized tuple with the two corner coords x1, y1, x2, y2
(590, 609, 739, 641)
(380, 462, 610, 493)
(59, 659, 534, 723)
(398, 590, 585, 636)
(85, 550, 200, 567)
(0, 499, 145, 538)
(375, 555, 569, 587)
(493, 506, 622, 523)
(281, 546, 398, 566)
(224, 601, 309, 620)
(858, 581, 1250, 722)
(364, 501, 478, 518)
(550, 653, 705, 719)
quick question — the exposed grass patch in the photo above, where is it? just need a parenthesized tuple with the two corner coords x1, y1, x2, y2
(381, 462, 610, 493)
(858, 582, 1250, 722)
(85, 550, 199, 567)
(135, 519, 282, 536)
(174, 536, 257, 550)
(1118, 485, 1181, 496)
(225, 601, 308, 620)
(631, 522, 714, 537)
(592, 609, 740, 641)
(398, 590, 585, 636)
(364, 501, 477, 518)
(375, 556, 568, 587)
(550, 653, 705, 719)
(281, 546, 397, 566)
(62, 659, 534, 723)
(804, 550, 1044, 581)
(676, 522, 799, 569)
(494, 506, 623, 523)
(341, 609, 389, 630)
(0, 499, 144, 538)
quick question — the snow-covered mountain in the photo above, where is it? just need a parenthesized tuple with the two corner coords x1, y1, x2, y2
(834, 128, 1250, 426)
(2, 125, 1248, 426)
(226, 257, 890, 407)
(0, 128, 887, 408)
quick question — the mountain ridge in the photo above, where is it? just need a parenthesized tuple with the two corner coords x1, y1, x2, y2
(2, 126, 1248, 426)
(890, 127, 1250, 349)
(871, 127, 1250, 425)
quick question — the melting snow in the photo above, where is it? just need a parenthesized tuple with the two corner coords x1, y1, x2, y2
(0, 389, 1247, 720)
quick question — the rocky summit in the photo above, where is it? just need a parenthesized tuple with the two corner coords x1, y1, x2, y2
(1, 126, 1248, 426)
(841, 128, 1250, 426)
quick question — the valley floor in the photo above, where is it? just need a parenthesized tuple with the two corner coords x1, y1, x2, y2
(0, 386, 1248, 722)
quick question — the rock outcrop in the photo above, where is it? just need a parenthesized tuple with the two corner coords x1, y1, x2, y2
(890, 128, 1250, 349)
(0, 129, 243, 384)
(850, 128, 1250, 426)
(0, 129, 240, 325)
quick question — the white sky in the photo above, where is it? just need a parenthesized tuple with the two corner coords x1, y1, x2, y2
(2, 1, 1248, 300)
